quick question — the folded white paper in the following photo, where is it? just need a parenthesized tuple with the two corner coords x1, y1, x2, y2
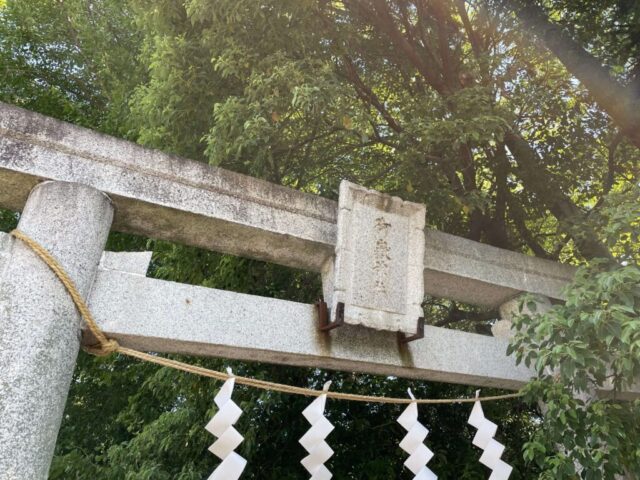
(468, 391, 513, 480)
(397, 389, 437, 480)
(300, 382, 334, 479)
(205, 373, 247, 480)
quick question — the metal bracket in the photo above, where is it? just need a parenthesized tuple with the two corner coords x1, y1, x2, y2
(398, 317, 425, 344)
(315, 300, 344, 331)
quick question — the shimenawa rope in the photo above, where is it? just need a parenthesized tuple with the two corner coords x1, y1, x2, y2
(9, 229, 523, 405)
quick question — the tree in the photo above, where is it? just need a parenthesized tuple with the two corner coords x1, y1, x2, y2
(0, 0, 143, 134)
(496, 0, 640, 148)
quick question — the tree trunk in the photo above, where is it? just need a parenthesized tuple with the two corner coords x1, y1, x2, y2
(501, 0, 640, 148)
(504, 131, 612, 260)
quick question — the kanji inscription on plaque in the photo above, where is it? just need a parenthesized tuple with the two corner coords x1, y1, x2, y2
(333, 181, 426, 334)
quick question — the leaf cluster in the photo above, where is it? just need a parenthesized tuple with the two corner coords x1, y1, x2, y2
(509, 188, 640, 478)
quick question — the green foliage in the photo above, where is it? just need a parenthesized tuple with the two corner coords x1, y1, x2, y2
(536, 0, 640, 79)
(509, 187, 640, 477)
(0, 0, 143, 135)
(0, 209, 18, 232)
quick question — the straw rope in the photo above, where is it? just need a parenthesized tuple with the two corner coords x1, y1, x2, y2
(9, 229, 523, 405)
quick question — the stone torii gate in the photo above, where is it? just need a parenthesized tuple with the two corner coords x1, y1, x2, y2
(0, 102, 637, 478)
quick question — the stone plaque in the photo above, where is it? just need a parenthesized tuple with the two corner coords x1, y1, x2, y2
(332, 181, 425, 334)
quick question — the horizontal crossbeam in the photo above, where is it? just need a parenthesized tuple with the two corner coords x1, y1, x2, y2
(89, 267, 533, 390)
(0, 102, 575, 308)
(85, 262, 638, 399)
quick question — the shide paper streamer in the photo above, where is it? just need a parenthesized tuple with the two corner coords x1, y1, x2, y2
(197, 374, 515, 480)
(205, 369, 247, 480)
(468, 390, 513, 480)
(397, 389, 438, 480)
(300, 381, 334, 480)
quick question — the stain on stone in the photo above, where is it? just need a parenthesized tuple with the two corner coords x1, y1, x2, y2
(397, 341, 416, 368)
(313, 308, 333, 356)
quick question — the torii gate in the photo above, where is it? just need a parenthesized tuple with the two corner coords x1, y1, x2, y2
(0, 102, 637, 479)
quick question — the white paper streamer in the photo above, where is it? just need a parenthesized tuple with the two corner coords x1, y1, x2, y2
(397, 389, 437, 480)
(205, 369, 247, 480)
(467, 390, 513, 480)
(300, 381, 334, 480)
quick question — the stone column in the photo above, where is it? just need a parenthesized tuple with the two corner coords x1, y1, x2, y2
(0, 182, 113, 480)
(492, 293, 552, 339)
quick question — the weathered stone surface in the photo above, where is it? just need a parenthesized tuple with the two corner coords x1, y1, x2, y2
(0, 232, 11, 274)
(90, 268, 533, 390)
(333, 181, 425, 333)
(499, 294, 553, 321)
(320, 256, 335, 307)
(89, 269, 640, 399)
(492, 294, 553, 339)
(0, 101, 576, 307)
(99, 251, 152, 276)
(0, 182, 113, 480)
(424, 230, 576, 307)
(490, 319, 513, 339)
(0, 102, 337, 272)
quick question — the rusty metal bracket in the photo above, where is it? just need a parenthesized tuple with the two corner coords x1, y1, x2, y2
(398, 317, 425, 344)
(315, 300, 344, 331)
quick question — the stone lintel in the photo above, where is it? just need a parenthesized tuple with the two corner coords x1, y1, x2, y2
(99, 251, 153, 276)
(424, 230, 576, 307)
(89, 268, 533, 391)
(0, 102, 576, 307)
(0, 103, 337, 272)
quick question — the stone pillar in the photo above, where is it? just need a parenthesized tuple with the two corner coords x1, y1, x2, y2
(0, 182, 113, 480)
(492, 293, 552, 339)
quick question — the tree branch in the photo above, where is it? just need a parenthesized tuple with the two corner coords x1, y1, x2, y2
(484, 144, 511, 248)
(432, 1, 457, 90)
(363, 0, 447, 94)
(342, 55, 405, 133)
(457, 0, 483, 59)
(507, 193, 555, 259)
